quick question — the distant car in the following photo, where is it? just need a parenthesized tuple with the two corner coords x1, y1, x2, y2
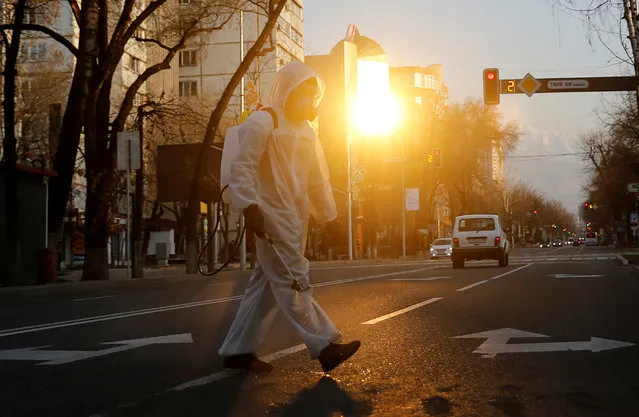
(430, 238, 453, 259)
(572, 240, 580, 247)
(539, 242, 551, 248)
(552, 240, 563, 247)
(585, 232, 598, 246)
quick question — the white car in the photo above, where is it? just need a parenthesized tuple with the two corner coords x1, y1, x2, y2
(452, 214, 510, 269)
(429, 238, 453, 259)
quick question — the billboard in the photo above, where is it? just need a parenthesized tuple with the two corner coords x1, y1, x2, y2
(156, 143, 221, 203)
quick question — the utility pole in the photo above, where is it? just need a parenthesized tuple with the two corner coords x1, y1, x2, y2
(132, 106, 145, 278)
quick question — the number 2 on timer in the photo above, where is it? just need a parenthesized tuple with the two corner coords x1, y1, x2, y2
(507, 80, 515, 93)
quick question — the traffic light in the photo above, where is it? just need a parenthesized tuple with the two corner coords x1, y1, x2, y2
(433, 148, 442, 168)
(483, 68, 500, 105)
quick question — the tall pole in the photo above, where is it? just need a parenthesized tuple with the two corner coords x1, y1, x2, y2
(239, 9, 247, 270)
(126, 140, 131, 280)
(436, 201, 441, 239)
(347, 132, 353, 261)
(401, 142, 406, 259)
(133, 107, 144, 278)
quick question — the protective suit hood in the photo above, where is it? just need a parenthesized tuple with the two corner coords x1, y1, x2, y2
(269, 60, 326, 110)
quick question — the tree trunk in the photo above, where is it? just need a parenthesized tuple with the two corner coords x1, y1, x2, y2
(1, 0, 27, 285)
(81, 66, 113, 280)
(48, 0, 99, 249)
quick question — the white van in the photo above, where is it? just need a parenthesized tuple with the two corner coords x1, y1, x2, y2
(584, 232, 598, 246)
(452, 214, 509, 269)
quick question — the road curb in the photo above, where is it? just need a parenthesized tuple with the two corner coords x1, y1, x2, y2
(616, 254, 629, 266)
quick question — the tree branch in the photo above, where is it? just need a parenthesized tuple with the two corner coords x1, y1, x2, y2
(135, 36, 172, 51)
(0, 24, 79, 56)
(68, 0, 81, 26)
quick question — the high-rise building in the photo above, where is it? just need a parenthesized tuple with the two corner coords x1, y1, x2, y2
(175, 0, 304, 133)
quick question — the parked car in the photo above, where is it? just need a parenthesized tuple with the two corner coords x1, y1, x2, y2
(429, 238, 453, 259)
(452, 214, 509, 269)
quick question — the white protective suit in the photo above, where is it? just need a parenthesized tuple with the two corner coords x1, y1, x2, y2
(218, 61, 343, 359)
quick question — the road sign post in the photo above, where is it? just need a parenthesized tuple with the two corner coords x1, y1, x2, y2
(117, 131, 141, 280)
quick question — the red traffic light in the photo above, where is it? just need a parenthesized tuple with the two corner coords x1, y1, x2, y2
(584, 203, 588, 207)
(434, 148, 441, 156)
(483, 68, 500, 105)
(533, 210, 538, 214)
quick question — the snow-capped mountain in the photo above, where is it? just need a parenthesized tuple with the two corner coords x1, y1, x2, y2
(505, 125, 587, 214)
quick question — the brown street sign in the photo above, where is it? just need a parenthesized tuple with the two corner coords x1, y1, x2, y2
(500, 76, 638, 96)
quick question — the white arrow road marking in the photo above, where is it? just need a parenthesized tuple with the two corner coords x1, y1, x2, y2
(452, 328, 635, 358)
(390, 277, 451, 281)
(0, 333, 193, 366)
(476, 338, 635, 355)
(362, 297, 443, 325)
(549, 274, 604, 278)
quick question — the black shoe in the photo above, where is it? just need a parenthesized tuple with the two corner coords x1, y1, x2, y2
(318, 340, 361, 373)
(222, 354, 273, 373)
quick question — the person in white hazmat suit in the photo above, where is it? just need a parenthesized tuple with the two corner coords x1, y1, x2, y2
(218, 61, 361, 373)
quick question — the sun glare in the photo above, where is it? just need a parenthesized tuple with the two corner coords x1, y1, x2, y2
(351, 60, 402, 138)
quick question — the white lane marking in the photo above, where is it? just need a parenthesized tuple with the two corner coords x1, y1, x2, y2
(0, 267, 435, 338)
(0, 296, 244, 338)
(547, 258, 558, 261)
(549, 274, 604, 278)
(456, 263, 534, 292)
(390, 277, 451, 282)
(361, 297, 443, 325)
(312, 262, 433, 270)
(72, 295, 114, 302)
(170, 344, 307, 392)
(312, 267, 437, 288)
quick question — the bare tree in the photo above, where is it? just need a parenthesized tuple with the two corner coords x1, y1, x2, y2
(1, 0, 27, 284)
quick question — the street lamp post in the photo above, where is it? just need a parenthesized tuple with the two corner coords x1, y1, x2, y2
(347, 132, 354, 261)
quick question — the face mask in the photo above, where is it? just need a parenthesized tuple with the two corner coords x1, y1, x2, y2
(285, 79, 322, 122)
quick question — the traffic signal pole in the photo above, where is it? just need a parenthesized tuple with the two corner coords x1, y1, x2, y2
(483, 69, 639, 104)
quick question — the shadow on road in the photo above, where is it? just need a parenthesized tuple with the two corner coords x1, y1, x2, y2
(267, 376, 374, 417)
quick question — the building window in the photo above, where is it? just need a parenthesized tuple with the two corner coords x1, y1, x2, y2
(127, 54, 141, 73)
(291, 28, 303, 46)
(21, 79, 33, 92)
(25, 8, 42, 25)
(179, 50, 198, 67)
(134, 27, 146, 40)
(21, 44, 46, 61)
(179, 80, 198, 97)
(289, 0, 302, 19)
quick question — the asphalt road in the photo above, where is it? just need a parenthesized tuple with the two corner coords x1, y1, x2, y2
(1, 246, 638, 417)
